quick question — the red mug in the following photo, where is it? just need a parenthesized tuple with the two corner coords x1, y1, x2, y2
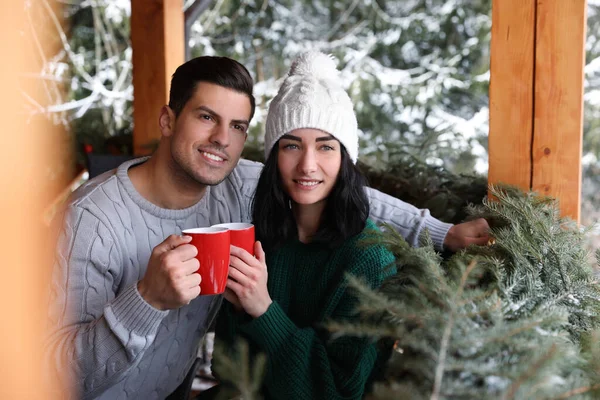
(211, 223, 255, 256)
(182, 227, 230, 295)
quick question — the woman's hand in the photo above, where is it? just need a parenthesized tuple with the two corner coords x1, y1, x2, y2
(226, 241, 272, 318)
(222, 288, 243, 312)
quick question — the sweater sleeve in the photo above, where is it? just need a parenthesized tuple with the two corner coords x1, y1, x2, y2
(239, 246, 396, 400)
(365, 186, 452, 251)
(44, 205, 168, 399)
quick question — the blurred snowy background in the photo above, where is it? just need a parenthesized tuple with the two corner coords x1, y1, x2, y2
(27, 0, 600, 251)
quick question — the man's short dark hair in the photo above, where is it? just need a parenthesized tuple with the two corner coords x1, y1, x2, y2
(168, 56, 256, 120)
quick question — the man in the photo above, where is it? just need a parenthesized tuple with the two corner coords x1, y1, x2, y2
(46, 56, 488, 399)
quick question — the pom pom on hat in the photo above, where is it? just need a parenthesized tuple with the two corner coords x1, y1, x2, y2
(288, 52, 340, 81)
(264, 51, 359, 163)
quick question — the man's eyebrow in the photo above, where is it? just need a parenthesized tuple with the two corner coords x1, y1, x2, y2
(193, 105, 249, 125)
(231, 118, 250, 126)
(280, 134, 336, 142)
(193, 105, 218, 117)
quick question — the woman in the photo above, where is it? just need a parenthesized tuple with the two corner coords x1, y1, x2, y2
(213, 51, 396, 400)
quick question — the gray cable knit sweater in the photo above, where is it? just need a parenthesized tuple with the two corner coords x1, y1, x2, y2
(45, 157, 451, 399)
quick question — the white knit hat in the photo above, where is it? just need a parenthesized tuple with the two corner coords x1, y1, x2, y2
(264, 51, 358, 163)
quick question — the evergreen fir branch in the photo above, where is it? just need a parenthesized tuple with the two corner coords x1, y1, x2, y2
(466, 313, 569, 350)
(501, 344, 559, 400)
(512, 272, 599, 340)
(332, 183, 600, 398)
(579, 330, 600, 379)
(367, 380, 428, 400)
(344, 274, 425, 327)
(432, 260, 479, 400)
(466, 184, 600, 343)
(457, 288, 499, 309)
(552, 383, 600, 400)
(212, 338, 266, 400)
(326, 320, 401, 340)
(412, 278, 452, 311)
(460, 295, 501, 320)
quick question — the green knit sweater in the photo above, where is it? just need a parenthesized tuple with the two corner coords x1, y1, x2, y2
(214, 219, 396, 400)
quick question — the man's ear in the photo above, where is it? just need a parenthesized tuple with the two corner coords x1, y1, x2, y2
(159, 105, 176, 137)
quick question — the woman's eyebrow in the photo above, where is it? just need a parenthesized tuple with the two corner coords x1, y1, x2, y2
(316, 135, 335, 142)
(280, 134, 335, 142)
(281, 134, 301, 141)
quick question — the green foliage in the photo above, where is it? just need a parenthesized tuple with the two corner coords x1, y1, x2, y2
(329, 185, 600, 399)
(358, 152, 487, 224)
(467, 187, 600, 342)
(212, 338, 267, 400)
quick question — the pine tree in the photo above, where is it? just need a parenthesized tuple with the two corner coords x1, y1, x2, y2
(329, 185, 600, 399)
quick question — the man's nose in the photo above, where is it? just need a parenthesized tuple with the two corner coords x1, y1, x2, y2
(209, 123, 230, 147)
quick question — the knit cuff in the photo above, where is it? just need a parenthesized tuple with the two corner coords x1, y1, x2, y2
(240, 301, 297, 355)
(422, 216, 453, 251)
(106, 284, 168, 337)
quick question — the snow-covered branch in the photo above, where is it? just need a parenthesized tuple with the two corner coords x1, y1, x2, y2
(25, 0, 132, 136)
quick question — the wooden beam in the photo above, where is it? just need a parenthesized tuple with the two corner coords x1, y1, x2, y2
(532, 0, 587, 222)
(489, 0, 587, 222)
(131, 0, 184, 155)
(488, 0, 536, 191)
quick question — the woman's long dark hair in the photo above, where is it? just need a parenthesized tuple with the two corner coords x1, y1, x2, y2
(252, 141, 370, 252)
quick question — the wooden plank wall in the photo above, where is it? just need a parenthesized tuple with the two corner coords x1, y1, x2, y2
(489, 0, 587, 222)
(131, 0, 185, 155)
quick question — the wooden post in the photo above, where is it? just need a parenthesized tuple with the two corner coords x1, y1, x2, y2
(532, 0, 587, 221)
(488, 0, 536, 191)
(489, 0, 587, 222)
(0, 2, 66, 398)
(131, 0, 184, 155)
